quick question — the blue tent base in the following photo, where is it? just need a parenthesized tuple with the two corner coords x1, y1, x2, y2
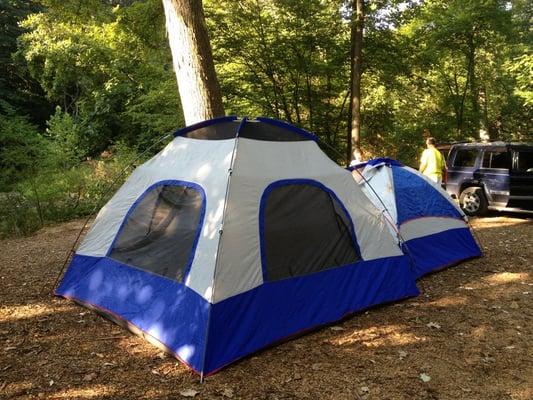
(55, 253, 419, 376)
(403, 226, 483, 278)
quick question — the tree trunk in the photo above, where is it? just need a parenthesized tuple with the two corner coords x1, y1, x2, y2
(162, 0, 225, 125)
(348, 0, 364, 164)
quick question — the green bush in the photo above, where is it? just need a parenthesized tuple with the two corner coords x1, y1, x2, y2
(0, 101, 48, 190)
(0, 141, 139, 238)
(0, 192, 41, 238)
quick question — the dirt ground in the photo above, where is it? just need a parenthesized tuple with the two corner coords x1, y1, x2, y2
(1, 214, 532, 400)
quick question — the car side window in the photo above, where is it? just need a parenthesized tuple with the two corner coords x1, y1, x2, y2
(515, 150, 533, 173)
(452, 149, 478, 167)
(482, 150, 510, 169)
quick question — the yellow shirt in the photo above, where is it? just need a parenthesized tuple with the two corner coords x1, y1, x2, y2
(420, 147, 446, 179)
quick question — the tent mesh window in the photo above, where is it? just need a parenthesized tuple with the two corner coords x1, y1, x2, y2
(238, 120, 311, 141)
(181, 121, 239, 140)
(109, 184, 204, 282)
(262, 183, 360, 281)
(180, 120, 311, 142)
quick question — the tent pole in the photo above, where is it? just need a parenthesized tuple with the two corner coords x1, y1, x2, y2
(198, 118, 246, 380)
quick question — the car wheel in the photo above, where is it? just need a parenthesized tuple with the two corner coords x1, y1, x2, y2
(459, 187, 488, 216)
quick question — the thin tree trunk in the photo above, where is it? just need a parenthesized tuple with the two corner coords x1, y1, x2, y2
(162, 0, 225, 125)
(348, 0, 363, 164)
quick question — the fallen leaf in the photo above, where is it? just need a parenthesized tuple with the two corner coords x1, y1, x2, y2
(83, 373, 97, 382)
(360, 386, 370, 393)
(420, 373, 431, 382)
(329, 326, 345, 331)
(179, 389, 199, 397)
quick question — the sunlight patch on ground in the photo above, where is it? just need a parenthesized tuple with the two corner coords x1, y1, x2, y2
(47, 384, 117, 399)
(470, 216, 531, 230)
(469, 325, 487, 340)
(509, 387, 532, 400)
(3, 381, 116, 400)
(461, 272, 530, 291)
(329, 325, 424, 347)
(425, 295, 468, 308)
(484, 272, 529, 284)
(0, 302, 67, 322)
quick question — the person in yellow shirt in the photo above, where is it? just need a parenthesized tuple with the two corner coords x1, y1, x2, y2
(419, 137, 446, 184)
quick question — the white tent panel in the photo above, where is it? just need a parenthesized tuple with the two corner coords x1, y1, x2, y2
(399, 217, 470, 241)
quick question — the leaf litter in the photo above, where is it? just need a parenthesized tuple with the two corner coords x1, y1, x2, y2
(0, 215, 532, 399)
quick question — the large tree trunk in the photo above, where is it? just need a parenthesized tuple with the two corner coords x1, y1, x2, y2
(162, 0, 225, 125)
(348, 0, 364, 164)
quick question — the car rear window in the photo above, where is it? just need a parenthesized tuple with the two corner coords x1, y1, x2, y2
(516, 150, 533, 173)
(452, 149, 478, 167)
(482, 150, 510, 169)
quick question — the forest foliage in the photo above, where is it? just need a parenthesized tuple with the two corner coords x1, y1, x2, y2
(0, 0, 531, 237)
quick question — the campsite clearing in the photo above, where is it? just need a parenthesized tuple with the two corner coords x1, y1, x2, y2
(1, 214, 532, 399)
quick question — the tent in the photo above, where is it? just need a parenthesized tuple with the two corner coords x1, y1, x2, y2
(55, 117, 420, 377)
(352, 158, 482, 277)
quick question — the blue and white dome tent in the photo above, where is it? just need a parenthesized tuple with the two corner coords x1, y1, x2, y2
(354, 158, 482, 278)
(55, 117, 420, 377)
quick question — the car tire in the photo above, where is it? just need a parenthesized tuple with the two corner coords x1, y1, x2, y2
(459, 187, 488, 216)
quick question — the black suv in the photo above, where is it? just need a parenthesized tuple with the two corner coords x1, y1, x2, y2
(444, 141, 533, 216)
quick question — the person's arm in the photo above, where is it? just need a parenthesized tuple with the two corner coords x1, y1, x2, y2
(440, 152, 447, 174)
(419, 150, 428, 173)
